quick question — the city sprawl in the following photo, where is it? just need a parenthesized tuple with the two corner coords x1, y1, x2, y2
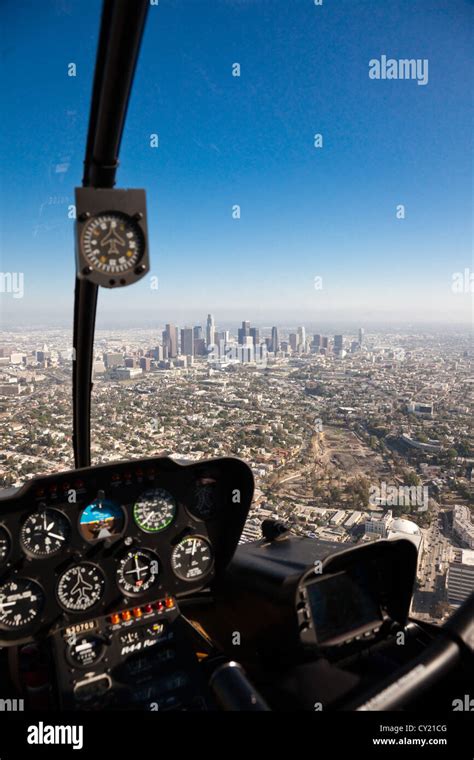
(1, 319, 473, 624)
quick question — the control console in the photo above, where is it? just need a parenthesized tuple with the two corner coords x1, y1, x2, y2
(51, 596, 214, 710)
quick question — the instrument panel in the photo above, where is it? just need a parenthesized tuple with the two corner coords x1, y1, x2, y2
(0, 456, 253, 645)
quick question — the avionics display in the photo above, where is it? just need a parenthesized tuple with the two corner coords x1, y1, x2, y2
(306, 570, 382, 645)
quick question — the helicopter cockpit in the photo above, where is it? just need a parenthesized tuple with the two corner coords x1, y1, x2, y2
(1, 0, 473, 732)
(0, 453, 473, 713)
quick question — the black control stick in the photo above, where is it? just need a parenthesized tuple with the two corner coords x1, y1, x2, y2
(209, 661, 271, 711)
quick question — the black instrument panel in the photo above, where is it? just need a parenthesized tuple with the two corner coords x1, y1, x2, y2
(0, 456, 253, 645)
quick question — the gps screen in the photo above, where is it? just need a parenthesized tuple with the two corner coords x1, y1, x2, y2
(306, 570, 381, 644)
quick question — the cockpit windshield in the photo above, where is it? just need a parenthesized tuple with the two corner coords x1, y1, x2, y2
(1, 0, 472, 643)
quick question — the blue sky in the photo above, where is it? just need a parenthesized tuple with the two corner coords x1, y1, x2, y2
(0, 0, 472, 327)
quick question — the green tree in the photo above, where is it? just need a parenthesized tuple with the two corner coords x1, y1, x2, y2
(404, 470, 420, 487)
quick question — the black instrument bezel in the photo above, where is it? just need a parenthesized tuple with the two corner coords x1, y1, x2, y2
(0, 455, 253, 646)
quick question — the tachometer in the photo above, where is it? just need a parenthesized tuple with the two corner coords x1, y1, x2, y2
(0, 578, 44, 629)
(171, 537, 213, 582)
(57, 564, 105, 612)
(133, 488, 176, 533)
(116, 549, 160, 596)
(20, 508, 70, 558)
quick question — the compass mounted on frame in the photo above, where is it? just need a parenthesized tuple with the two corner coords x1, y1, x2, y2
(75, 187, 149, 288)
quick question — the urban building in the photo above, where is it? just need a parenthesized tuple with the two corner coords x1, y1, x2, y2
(238, 321, 250, 345)
(181, 328, 194, 357)
(365, 510, 393, 538)
(103, 352, 123, 368)
(453, 505, 474, 549)
(206, 314, 215, 348)
(447, 548, 474, 606)
(163, 324, 178, 358)
(271, 326, 280, 354)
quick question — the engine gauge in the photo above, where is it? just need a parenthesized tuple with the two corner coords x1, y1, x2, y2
(116, 549, 160, 596)
(133, 489, 177, 533)
(67, 635, 105, 669)
(81, 211, 145, 276)
(0, 526, 11, 566)
(0, 578, 44, 629)
(57, 564, 105, 612)
(171, 536, 213, 582)
(20, 508, 70, 558)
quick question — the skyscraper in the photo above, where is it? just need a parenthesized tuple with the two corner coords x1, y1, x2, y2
(271, 326, 280, 354)
(181, 327, 194, 357)
(193, 325, 203, 340)
(238, 320, 250, 345)
(297, 326, 306, 350)
(289, 333, 298, 352)
(358, 327, 365, 345)
(194, 339, 206, 356)
(163, 324, 178, 358)
(206, 314, 215, 348)
(250, 326, 260, 346)
(334, 335, 343, 353)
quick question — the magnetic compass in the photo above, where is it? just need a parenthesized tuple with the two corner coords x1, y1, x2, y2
(75, 187, 149, 288)
(81, 211, 144, 276)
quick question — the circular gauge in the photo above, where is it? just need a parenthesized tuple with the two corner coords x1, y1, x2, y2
(171, 536, 214, 582)
(133, 488, 177, 533)
(0, 578, 44, 629)
(20, 508, 70, 558)
(189, 477, 219, 520)
(79, 499, 125, 543)
(81, 211, 144, 275)
(0, 526, 11, 566)
(116, 549, 160, 596)
(67, 635, 106, 669)
(57, 564, 105, 612)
